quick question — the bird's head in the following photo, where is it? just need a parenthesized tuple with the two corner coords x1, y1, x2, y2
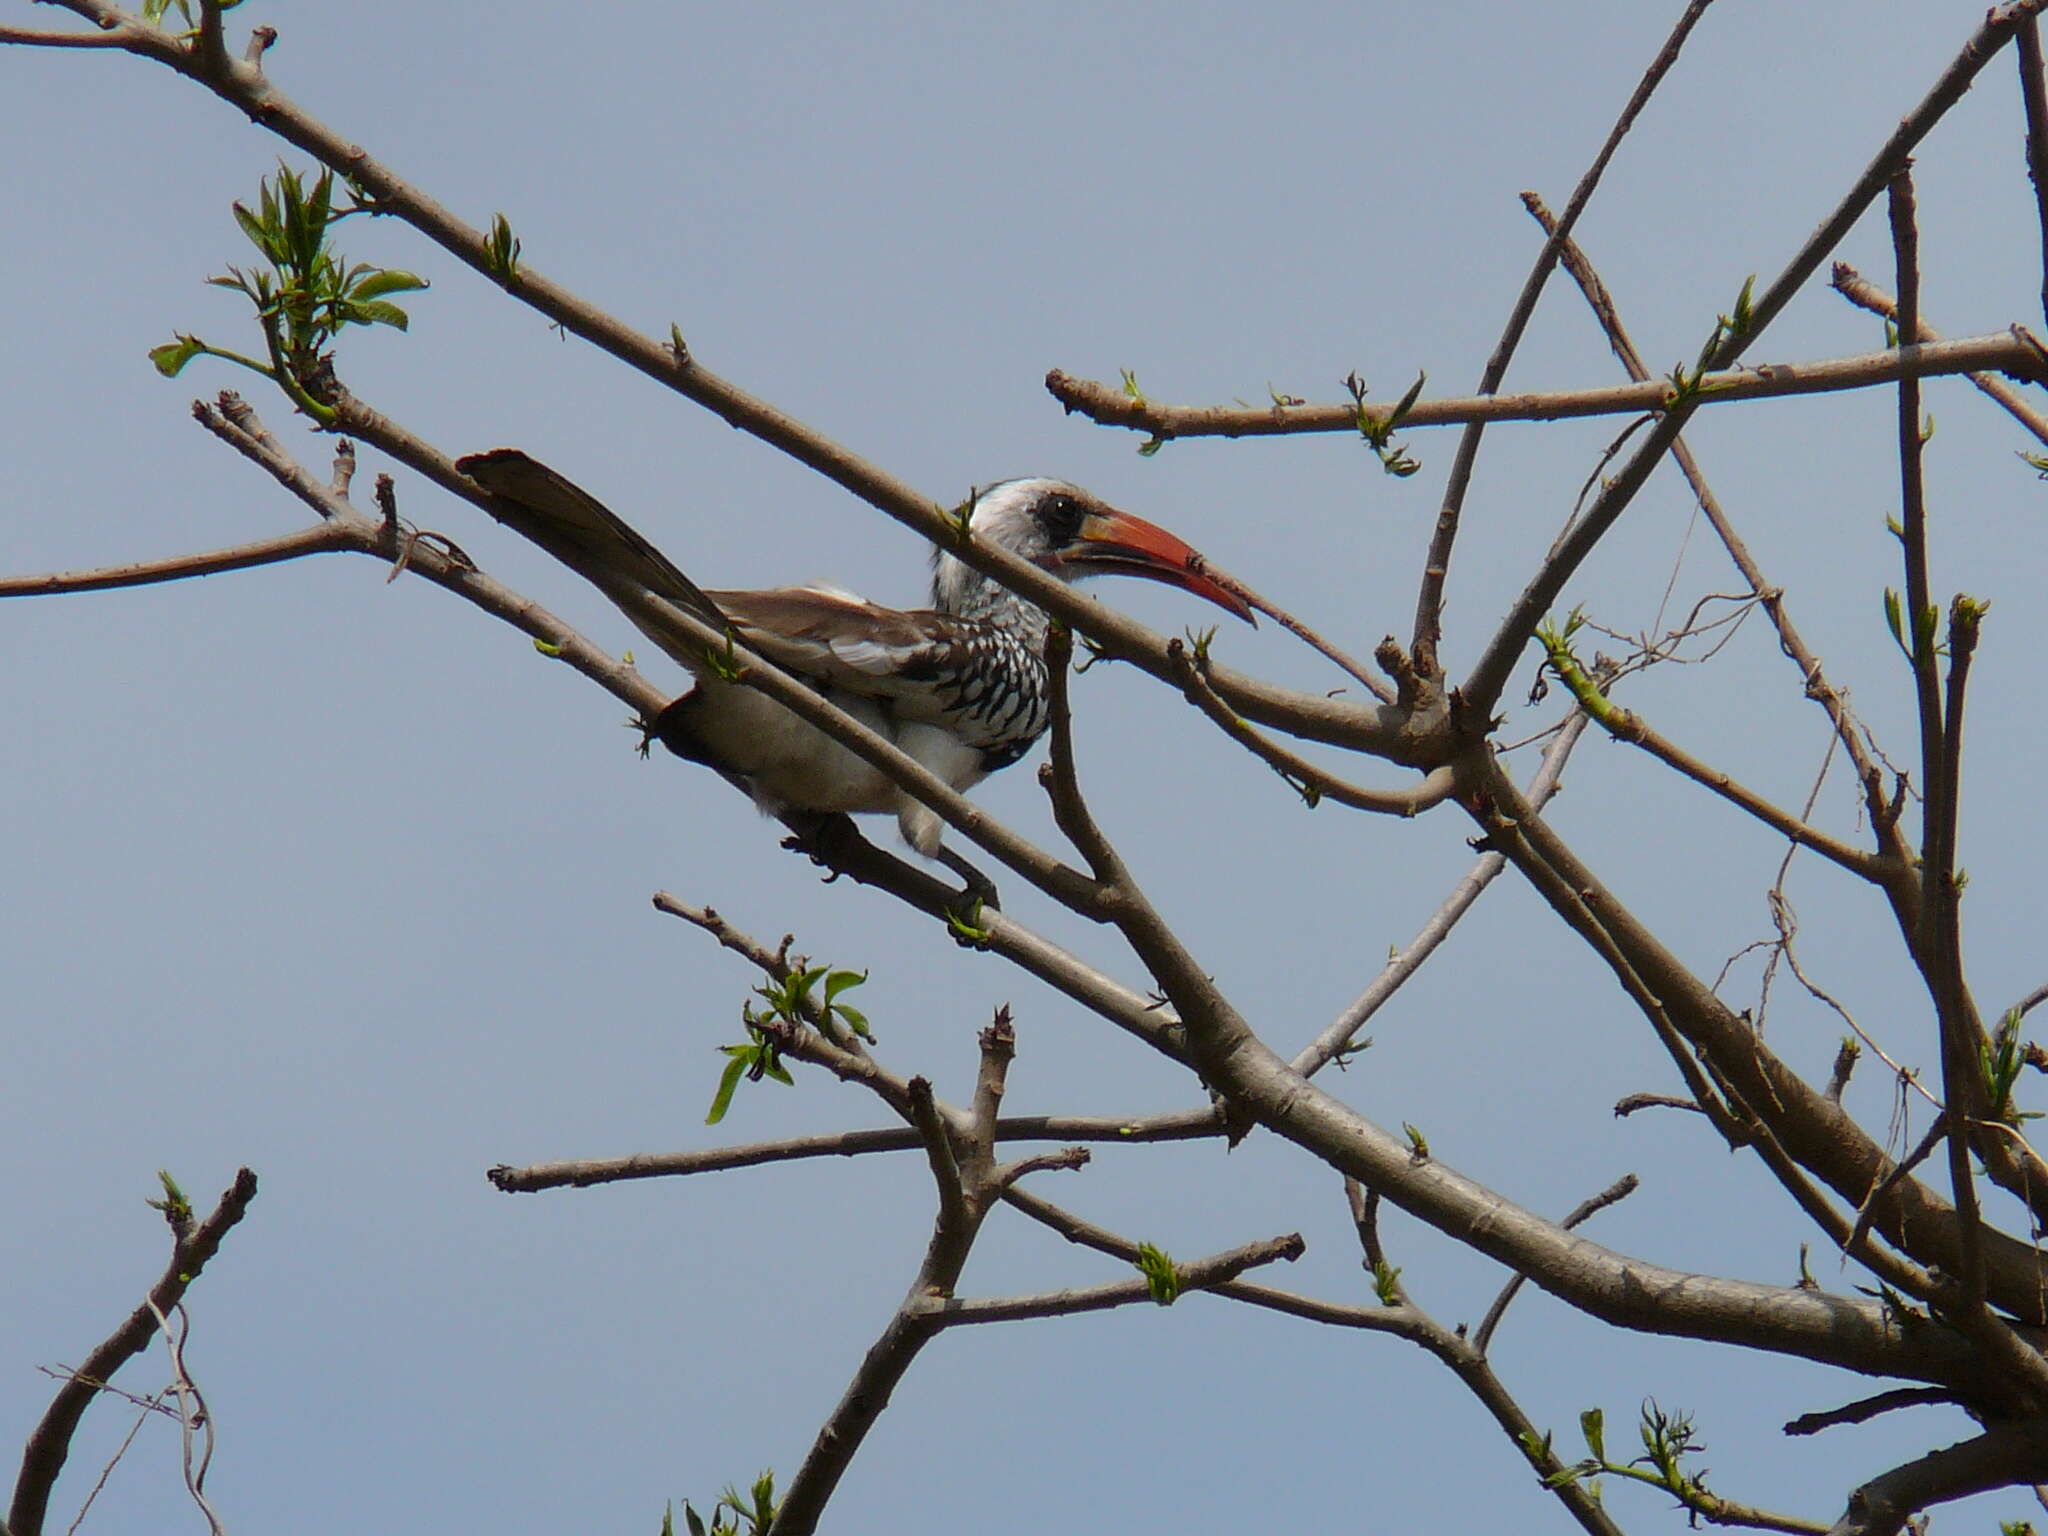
(933, 478, 1254, 623)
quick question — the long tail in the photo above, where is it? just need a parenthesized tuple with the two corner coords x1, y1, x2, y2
(456, 448, 728, 634)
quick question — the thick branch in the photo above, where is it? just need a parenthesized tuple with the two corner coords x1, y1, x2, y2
(1467, 759, 2048, 1332)
(1827, 1420, 2048, 1536)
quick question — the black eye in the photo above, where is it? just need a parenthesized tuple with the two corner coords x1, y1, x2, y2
(1041, 492, 1085, 540)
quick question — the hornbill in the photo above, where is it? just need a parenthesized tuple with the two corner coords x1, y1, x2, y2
(456, 450, 1252, 872)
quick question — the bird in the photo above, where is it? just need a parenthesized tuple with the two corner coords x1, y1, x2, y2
(455, 448, 1252, 868)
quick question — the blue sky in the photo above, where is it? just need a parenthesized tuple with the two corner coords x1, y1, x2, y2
(7, 2, 2048, 1531)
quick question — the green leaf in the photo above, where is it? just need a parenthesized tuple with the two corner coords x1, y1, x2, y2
(349, 268, 430, 301)
(1387, 369, 1427, 428)
(148, 335, 205, 378)
(341, 299, 412, 331)
(1580, 1406, 1606, 1462)
(704, 1055, 749, 1125)
(1883, 587, 1906, 657)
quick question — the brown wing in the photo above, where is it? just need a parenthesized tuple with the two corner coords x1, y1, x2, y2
(712, 586, 984, 714)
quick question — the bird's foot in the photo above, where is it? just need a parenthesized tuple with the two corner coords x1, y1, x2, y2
(935, 846, 1002, 915)
(780, 811, 859, 884)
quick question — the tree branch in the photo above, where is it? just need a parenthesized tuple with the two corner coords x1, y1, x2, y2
(38, 0, 1402, 763)
(1784, 1387, 1957, 1438)
(9, 1169, 258, 1536)
(1537, 641, 1892, 882)
(485, 1108, 1223, 1193)
(1410, 0, 1719, 670)
(1527, 196, 1911, 869)
(1830, 263, 2048, 445)
(1473, 1175, 1639, 1355)
(2018, 16, 2048, 328)
(1826, 1419, 2048, 1536)
(919, 1234, 1304, 1327)
(1047, 334, 2047, 443)
(0, 522, 350, 596)
(1460, 0, 2048, 716)
(1292, 711, 1588, 1076)
(1166, 638, 1458, 816)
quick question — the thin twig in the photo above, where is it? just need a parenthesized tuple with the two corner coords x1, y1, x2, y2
(1842, 1116, 1946, 1267)
(1194, 566, 1396, 705)
(1046, 333, 2047, 443)
(1528, 198, 1906, 863)
(1293, 711, 1589, 1076)
(1784, 1387, 1957, 1437)
(1614, 1093, 1707, 1118)
(1474, 1175, 1640, 1355)
(1538, 646, 1889, 881)
(1830, 263, 2048, 445)
(60, 1390, 162, 1536)
(486, 1109, 1222, 1193)
(919, 1234, 1305, 1326)
(1410, 0, 1719, 669)
(1166, 638, 1457, 816)
(2018, 18, 2048, 329)
(1461, 1, 2048, 718)
(0, 523, 349, 597)
(0, 23, 134, 47)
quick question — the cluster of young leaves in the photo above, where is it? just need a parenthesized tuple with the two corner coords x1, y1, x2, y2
(1535, 1402, 1720, 1517)
(1369, 1258, 1403, 1306)
(144, 1169, 192, 1227)
(149, 164, 426, 420)
(1881, 583, 1942, 668)
(1135, 1241, 1181, 1306)
(1343, 369, 1425, 477)
(483, 212, 523, 281)
(704, 966, 872, 1124)
(1662, 275, 1756, 408)
(663, 1471, 778, 1536)
(1982, 1009, 2043, 1127)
